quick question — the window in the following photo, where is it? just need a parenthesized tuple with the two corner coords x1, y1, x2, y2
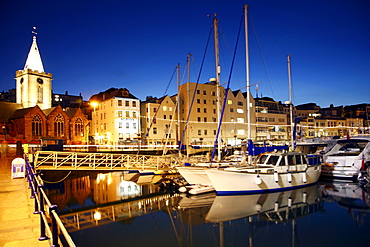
(237, 118, 244, 123)
(125, 101, 129, 106)
(230, 108, 234, 112)
(204, 108, 207, 113)
(75, 118, 84, 136)
(227, 100, 232, 105)
(126, 123, 130, 128)
(237, 101, 243, 106)
(32, 115, 42, 136)
(118, 100, 122, 106)
(132, 101, 137, 107)
(198, 129, 201, 135)
(133, 123, 137, 129)
(197, 108, 200, 113)
(204, 129, 208, 135)
(54, 114, 64, 137)
(237, 108, 244, 113)
(163, 106, 167, 111)
(197, 99, 200, 104)
(204, 117, 207, 122)
(164, 115, 167, 119)
(203, 99, 207, 104)
(126, 111, 130, 117)
(37, 86, 43, 103)
(203, 90, 206, 95)
(133, 112, 137, 118)
(198, 117, 201, 122)
(153, 127, 157, 134)
(197, 90, 200, 94)
(118, 111, 122, 117)
(119, 122, 122, 128)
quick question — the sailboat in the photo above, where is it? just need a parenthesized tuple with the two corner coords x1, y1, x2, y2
(204, 6, 322, 196)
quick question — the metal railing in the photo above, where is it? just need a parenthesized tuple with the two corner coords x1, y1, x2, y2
(34, 151, 180, 171)
(26, 156, 76, 247)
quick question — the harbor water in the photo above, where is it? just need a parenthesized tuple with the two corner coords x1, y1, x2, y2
(41, 171, 370, 247)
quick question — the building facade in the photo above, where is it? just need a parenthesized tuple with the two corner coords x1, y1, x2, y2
(90, 88, 140, 145)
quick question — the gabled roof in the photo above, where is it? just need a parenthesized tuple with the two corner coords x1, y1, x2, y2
(42, 107, 57, 116)
(24, 36, 44, 72)
(0, 102, 23, 123)
(9, 107, 35, 119)
(65, 108, 78, 118)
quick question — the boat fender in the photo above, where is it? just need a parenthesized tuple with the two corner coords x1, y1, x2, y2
(302, 171, 307, 183)
(274, 201, 279, 212)
(287, 171, 292, 183)
(255, 203, 262, 212)
(255, 175, 262, 185)
(274, 171, 279, 183)
(288, 197, 292, 208)
(178, 186, 188, 193)
(303, 192, 307, 204)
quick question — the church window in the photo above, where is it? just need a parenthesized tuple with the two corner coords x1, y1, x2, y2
(54, 114, 64, 137)
(37, 86, 43, 103)
(37, 78, 43, 84)
(20, 78, 24, 84)
(75, 118, 84, 136)
(32, 115, 42, 136)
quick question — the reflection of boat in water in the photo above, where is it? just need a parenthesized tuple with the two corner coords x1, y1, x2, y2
(206, 184, 322, 223)
(320, 180, 370, 226)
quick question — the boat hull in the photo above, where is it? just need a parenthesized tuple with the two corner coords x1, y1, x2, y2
(205, 165, 321, 195)
(177, 167, 212, 186)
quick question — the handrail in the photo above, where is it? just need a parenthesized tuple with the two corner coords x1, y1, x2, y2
(25, 156, 76, 247)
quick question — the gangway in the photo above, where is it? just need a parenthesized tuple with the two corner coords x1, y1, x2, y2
(34, 151, 179, 171)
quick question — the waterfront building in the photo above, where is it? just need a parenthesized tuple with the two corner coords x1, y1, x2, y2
(140, 95, 177, 146)
(89, 88, 141, 145)
(52, 91, 83, 109)
(254, 97, 288, 143)
(177, 80, 255, 147)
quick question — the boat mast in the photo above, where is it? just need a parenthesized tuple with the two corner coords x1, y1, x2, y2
(213, 14, 222, 161)
(244, 5, 252, 164)
(177, 63, 181, 158)
(186, 53, 192, 157)
(287, 54, 295, 150)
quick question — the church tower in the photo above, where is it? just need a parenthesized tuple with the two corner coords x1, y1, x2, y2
(15, 31, 52, 109)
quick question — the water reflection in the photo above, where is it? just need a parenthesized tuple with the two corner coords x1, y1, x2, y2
(41, 171, 370, 247)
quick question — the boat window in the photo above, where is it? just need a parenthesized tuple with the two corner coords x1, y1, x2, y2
(260, 155, 280, 165)
(279, 157, 286, 166)
(337, 141, 367, 153)
(288, 156, 294, 165)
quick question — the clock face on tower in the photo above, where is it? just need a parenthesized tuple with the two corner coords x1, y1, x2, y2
(37, 78, 43, 84)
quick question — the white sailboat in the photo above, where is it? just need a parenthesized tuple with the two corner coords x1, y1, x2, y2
(204, 6, 322, 196)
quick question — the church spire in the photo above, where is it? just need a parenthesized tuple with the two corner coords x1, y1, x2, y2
(24, 27, 44, 72)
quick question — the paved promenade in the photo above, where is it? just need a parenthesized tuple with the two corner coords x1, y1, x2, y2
(0, 151, 51, 247)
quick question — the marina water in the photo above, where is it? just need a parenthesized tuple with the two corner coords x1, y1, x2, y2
(42, 171, 370, 247)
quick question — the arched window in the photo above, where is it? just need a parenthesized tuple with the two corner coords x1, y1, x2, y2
(75, 118, 84, 136)
(32, 115, 42, 136)
(54, 114, 64, 137)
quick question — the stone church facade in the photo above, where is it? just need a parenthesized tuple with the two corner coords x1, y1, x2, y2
(0, 33, 89, 144)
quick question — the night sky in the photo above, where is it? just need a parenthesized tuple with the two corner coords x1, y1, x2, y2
(1, 0, 369, 107)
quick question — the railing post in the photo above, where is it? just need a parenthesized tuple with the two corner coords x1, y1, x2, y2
(33, 180, 40, 214)
(38, 185, 49, 241)
(49, 205, 60, 247)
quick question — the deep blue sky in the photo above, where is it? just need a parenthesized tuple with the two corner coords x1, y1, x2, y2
(1, 0, 369, 108)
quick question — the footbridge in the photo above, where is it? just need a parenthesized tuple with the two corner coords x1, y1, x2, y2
(33, 151, 181, 171)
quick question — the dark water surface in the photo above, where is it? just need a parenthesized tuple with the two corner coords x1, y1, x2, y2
(42, 171, 370, 247)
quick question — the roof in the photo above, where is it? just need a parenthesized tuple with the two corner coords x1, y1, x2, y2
(9, 107, 35, 119)
(42, 107, 57, 116)
(0, 102, 23, 123)
(89, 88, 139, 102)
